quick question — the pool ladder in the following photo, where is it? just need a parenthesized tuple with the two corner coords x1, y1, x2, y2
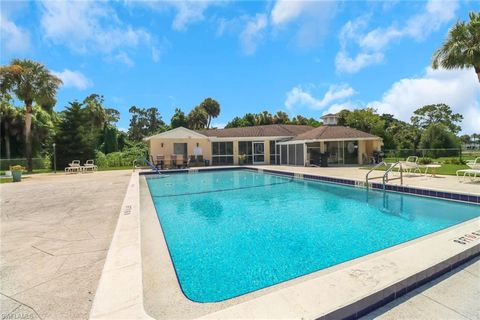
(365, 161, 403, 190)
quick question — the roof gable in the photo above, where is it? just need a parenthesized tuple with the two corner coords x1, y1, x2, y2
(144, 127, 208, 140)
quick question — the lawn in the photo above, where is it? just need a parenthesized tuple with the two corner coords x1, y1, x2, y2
(361, 163, 469, 175)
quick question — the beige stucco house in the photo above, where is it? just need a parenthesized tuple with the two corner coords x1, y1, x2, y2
(145, 115, 383, 167)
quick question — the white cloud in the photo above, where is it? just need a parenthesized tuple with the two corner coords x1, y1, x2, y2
(239, 14, 268, 55)
(335, 51, 384, 74)
(271, 0, 337, 48)
(336, 0, 459, 73)
(370, 67, 479, 134)
(271, 0, 309, 26)
(52, 69, 92, 90)
(285, 84, 356, 110)
(113, 52, 134, 67)
(170, 1, 215, 31)
(40, 1, 158, 63)
(0, 13, 30, 54)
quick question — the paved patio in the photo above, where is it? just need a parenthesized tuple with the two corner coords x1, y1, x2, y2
(1, 168, 478, 320)
(258, 165, 480, 195)
(361, 257, 480, 320)
(0, 170, 131, 320)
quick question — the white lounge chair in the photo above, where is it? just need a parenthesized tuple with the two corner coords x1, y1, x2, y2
(456, 168, 480, 182)
(466, 157, 480, 169)
(83, 160, 98, 172)
(398, 156, 421, 174)
(65, 160, 83, 173)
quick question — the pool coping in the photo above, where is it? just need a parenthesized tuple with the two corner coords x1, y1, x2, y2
(90, 167, 480, 320)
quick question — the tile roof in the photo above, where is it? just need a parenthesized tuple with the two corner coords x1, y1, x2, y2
(196, 124, 314, 138)
(291, 125, 379, 141)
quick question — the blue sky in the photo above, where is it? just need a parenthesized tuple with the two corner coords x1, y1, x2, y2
(1, 0, 479, 133)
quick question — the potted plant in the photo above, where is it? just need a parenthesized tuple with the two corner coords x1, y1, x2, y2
(10, 165, 24, 182)
(239, 154, 246, 165)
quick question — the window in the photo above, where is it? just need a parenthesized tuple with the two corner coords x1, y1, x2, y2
(238, 141, 253, 164)
(212, 142, 234, 165)
(269, 140, 280, 164)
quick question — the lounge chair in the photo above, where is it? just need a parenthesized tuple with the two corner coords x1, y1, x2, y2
(456, 168, 480, 182)
(398, 156, 421, 174)
(83, 160, 97, 172)
(466, 157, 480, 169)
(65, 160, 83, 173)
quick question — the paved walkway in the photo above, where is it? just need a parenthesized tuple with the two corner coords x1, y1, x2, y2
(361, 257, 480, 320)
(0, 170, 131, 320)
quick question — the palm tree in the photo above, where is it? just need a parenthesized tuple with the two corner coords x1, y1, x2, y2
(0, 59, 62, 172)
(0, 95, 22, 159)
(199, 98, 220, 128)
(432, 12, 480, 82)
(187, 106, 208, 130)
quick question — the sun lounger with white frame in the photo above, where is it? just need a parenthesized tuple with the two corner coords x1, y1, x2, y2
(65, 160, 83, 173)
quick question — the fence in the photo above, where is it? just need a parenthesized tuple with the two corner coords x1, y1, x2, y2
(383, 148, 480, 162)
(0, 158, 49, 171)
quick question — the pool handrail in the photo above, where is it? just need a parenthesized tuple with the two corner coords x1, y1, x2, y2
(382, 161, 403, 189)
(365, 161, 388, 186)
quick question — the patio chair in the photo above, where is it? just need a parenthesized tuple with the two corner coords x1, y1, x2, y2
(65, 160, 82, 173)
(197, 155, 204, 166)
(170, 154, 177, 169)
(466, 157, 480, 169)
(83, 160, 98, 172)
(399, 156, 421, 174)
(456, 168, 480, 182)
(175, 154, 184, 168)
(156, 155, 165, 169)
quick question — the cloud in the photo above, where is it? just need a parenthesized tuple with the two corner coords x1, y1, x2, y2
(40, 1, 158, 63)
(335, 0, 459, 73)
(270, 0, 310, 25)
(370, 67, 479, 134)
(239, 14, 268, 55)
(335, 51, 384, 74)
(169, 1, 215, 31)
(271, 0, 337, 48)
(113, 52, 134, 67)
(52, 69, 92, 90)
(285, 84, 356, 110)
(0, 13, 30, 54)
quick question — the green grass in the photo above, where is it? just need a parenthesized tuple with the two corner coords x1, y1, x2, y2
(0, 177, 13, 183)
(361, 163, 469, 175)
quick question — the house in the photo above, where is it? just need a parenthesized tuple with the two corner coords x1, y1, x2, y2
(145, 114, 383, 166)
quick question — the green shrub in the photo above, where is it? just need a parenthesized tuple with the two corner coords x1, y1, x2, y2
(443, 158, 466, 165)
(95, 151, 108, 168)
(418, 157, 433, 165)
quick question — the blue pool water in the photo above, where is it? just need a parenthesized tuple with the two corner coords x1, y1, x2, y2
(146, 170, 479, 303)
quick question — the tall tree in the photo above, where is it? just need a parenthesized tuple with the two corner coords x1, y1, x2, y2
(199, 98, 220, 128)
(0, 59, 62, 172)
(55, 101, 96, 168)
(419, 123, 460, 150)
(432, 12, 480, 82)
(187, 106, 208, 130)
(273, 111, 290, 124)
(410, 104, 463, 134)
(170, 108, 188, 128)
(0, 95, 22, 159)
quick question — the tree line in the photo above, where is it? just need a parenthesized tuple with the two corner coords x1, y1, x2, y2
(1, 12, 478, 172)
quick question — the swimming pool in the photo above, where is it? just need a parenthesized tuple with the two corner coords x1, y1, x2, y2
(146, 169, 479, 303)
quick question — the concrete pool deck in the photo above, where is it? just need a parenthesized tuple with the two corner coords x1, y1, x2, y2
(1, 167, 479, 319)
(90, 167, 479, 320)
(257, 165, 480, 196)
(0, 170, 131, 320)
